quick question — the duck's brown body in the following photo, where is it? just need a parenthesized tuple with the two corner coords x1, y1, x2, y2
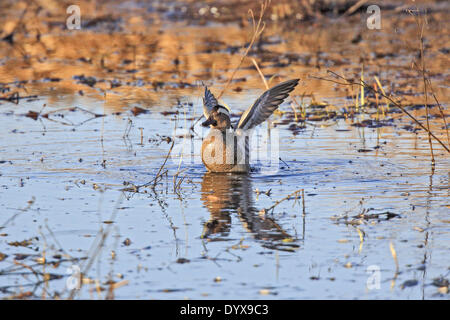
(201, 128, 249, 173)
(201, 79, 299, 173)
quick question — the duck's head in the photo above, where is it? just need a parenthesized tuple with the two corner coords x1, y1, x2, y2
(202, 105, 231, 130)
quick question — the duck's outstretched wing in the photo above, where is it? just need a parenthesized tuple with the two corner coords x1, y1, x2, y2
(236, 79, 299, 130)
(203, 86, 219, 118)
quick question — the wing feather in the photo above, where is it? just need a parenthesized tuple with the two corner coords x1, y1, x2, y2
(237, 79, 299, 130)
(203, 86, 218, 118)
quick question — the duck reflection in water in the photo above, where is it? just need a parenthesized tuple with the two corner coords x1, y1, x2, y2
(200, 172, 299, 251)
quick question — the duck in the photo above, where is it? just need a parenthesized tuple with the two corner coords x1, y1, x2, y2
(201, 78, 299, 173)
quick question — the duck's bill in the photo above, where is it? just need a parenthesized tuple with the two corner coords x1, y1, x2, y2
(201, 117, 217, 127)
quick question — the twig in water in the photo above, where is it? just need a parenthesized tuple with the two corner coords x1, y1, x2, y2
(127, 139, 175, 192)
(263, 188, 304, 214)
(1, 197, 35, 230)
(279, 157, 290, 168)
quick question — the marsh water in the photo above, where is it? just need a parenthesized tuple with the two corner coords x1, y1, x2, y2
(0, 0, 449, 299)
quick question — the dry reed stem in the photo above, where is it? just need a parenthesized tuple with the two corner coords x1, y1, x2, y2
(373, 83, 380, 121)
(129, 121, 177, 191)
(389, 241, 399, 289)
(301, 189, 305, 216)
(264, 188, 304, 214)
(356, 227, 364, 254)
(343, 0, 368, 16)
(360, 66, 365, 107)
(410, 8, 435, 167)
(409, 61, 449, 151)
(292, 96, 306, 121)
(149, 139, 175, 188)
(123, 118, 132, 138)
(173, 104, 188, 193)
(429, 90, 449, 148)
(217, 0, 270, 100)
(374, 76, 389, 114)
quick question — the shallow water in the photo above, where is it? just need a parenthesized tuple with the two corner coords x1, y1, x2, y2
(0, 0, 449, 300)
(0, 92, 449, 299)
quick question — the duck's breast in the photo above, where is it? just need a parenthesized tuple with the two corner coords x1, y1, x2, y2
(201, 129, 249, 172)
